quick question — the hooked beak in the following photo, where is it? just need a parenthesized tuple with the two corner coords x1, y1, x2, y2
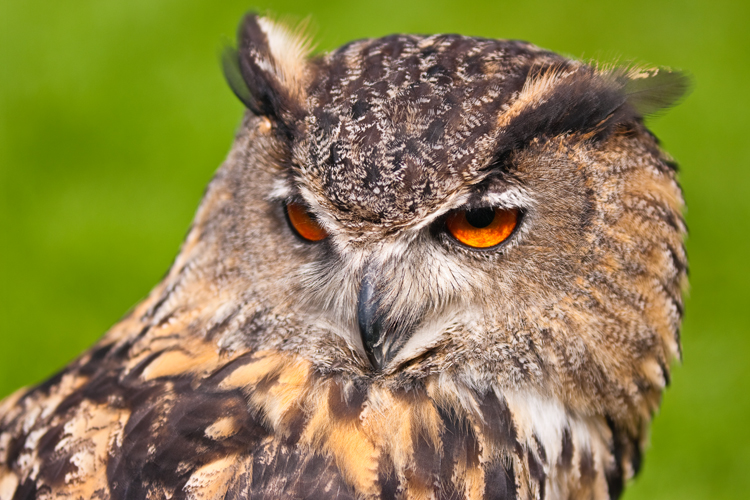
(356, 262, 417, 371)
(357, 270, 385, 369)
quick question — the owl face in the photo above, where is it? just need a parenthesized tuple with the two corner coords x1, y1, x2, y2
(208, 15, 689, 424)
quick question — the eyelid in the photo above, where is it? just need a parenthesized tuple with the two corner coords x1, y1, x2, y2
(479, 186, 534, 209)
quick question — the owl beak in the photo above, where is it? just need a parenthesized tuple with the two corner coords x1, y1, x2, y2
(357, 271, 387, 370)
(357, 262, 420, 371)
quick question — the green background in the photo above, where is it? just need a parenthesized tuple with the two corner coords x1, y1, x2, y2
(1, 0, 747, 498)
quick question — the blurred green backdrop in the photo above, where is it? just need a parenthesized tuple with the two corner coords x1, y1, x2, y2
(1, 0, 748, 498)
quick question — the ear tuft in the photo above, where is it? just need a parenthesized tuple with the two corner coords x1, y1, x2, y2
(490, 61, 691, 159)
(621, 67, 692, 116)
(223, 13, 314, 125)
(255, 16, 315, 98)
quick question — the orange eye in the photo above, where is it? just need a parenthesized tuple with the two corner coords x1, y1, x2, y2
(445, 207, 518, 249)
(286, 202, 328, 242)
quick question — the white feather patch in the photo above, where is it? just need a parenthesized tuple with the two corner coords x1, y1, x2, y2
(256, 16, 314, 100)
(504, 389, 568, 466)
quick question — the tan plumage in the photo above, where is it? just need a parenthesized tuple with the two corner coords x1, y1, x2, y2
(0, 13, 688, 500)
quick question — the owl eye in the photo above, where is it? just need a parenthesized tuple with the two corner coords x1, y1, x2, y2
(285, 202, 328, 242)
(445, 207, 519, 249)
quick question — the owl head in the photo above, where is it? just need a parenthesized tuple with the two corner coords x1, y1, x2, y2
(0, 13, 691, 500)
(149, 11, 687, 466)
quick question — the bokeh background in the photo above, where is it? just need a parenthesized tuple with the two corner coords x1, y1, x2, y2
(1, 0, 748, 498)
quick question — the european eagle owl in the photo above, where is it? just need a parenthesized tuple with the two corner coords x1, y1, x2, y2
(0, 13, 688, 500)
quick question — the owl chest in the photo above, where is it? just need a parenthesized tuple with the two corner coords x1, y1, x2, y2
(1, 344, 617, 500)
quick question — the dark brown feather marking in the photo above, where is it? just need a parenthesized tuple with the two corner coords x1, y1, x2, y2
(483, 459, 516, 500)
(559, 428, 574, 470)
(579, 450, 596, 487)
(35, 424, 73, 487)
(11, 478, 37, 500)
(249, 444, 357, 500)
(408, 429, 441, 494)
(527, 448, 547, 500)
(436, 404, 480, 499)
(327, 379, 367, 421)
(476, 391, 522, 456)
(376, 453, 400, 499)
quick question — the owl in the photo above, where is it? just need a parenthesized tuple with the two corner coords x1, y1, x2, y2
(0, 13, 688, 500)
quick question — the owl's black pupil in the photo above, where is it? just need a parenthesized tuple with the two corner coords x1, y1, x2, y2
(464, 208, 495, 228)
